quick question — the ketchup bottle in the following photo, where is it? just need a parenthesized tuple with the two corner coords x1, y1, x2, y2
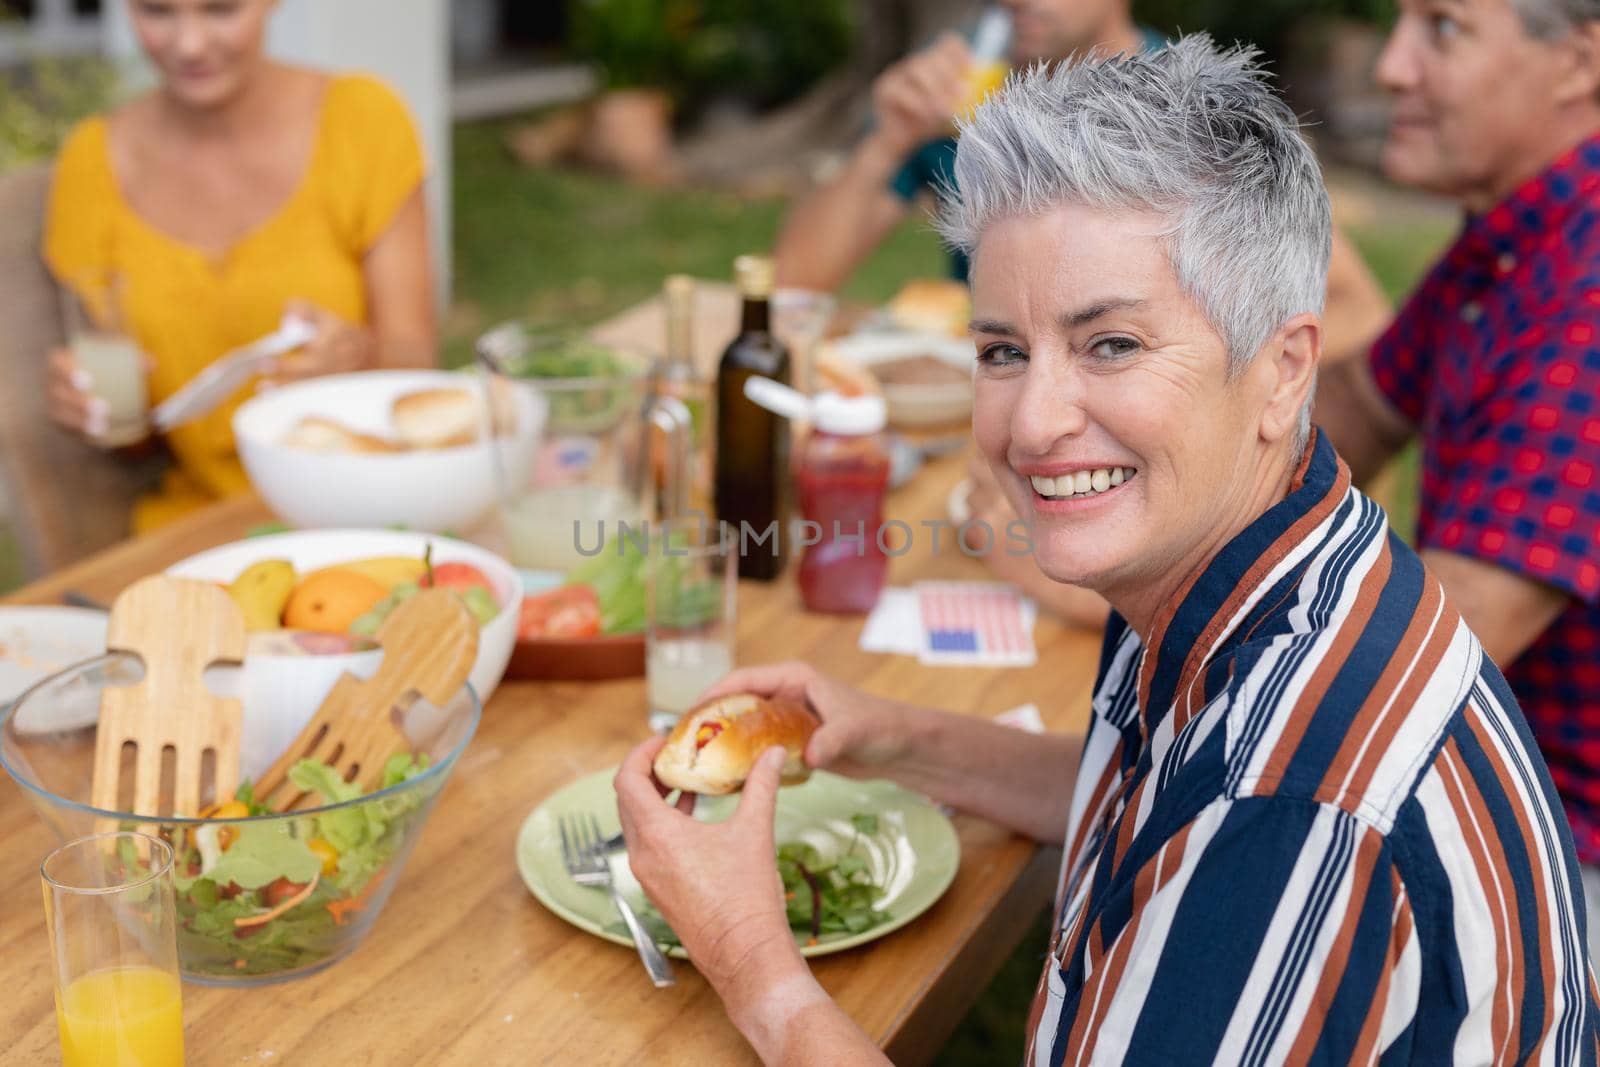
(795, 393, 891, 614)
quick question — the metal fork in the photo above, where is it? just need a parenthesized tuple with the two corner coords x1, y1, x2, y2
(558, 813, 676, 987)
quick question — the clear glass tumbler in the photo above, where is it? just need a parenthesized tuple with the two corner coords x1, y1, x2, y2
(61, 272, 149, 447)
(646, 517, 738, 733)
(41, 831, 185, 1067)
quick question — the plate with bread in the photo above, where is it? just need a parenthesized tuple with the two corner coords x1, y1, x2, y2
(813, 280, 976, 429)
(517, 695, 960, 958)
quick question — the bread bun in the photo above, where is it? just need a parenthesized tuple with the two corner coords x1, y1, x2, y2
(813, 344, 881, 399)
(653, 693, 818, 795)
(391, 388, 480, 449)
(888, 279, 971, 338)
(282, 416, 402, 454)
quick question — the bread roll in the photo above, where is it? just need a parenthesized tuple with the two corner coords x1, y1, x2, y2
(282, 415, 403, 454)
(888, 279, 971, 338)
(653, 693, 818, 795)
(391, 388, 481, 449)
(813, 344, 881, 399)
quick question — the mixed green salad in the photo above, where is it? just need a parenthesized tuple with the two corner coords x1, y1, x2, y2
(618, 813, 892, 950)
(504, 334, 639, 435)
(123, 754, 438, 978)
(780, 814, 893, 945)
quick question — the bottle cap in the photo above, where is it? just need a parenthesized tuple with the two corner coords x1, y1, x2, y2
(972, 7, 1013, 64)
(813, 392, 887, 436)
(733, 255, 776, 299)
(664, 274, 695, 302)
(742, 377, 886, 435)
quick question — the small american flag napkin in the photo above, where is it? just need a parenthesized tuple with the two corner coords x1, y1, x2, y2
(914, 582, 1037, 667)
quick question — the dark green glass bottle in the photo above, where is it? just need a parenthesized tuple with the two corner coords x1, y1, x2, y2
(714, 255, 792, 581)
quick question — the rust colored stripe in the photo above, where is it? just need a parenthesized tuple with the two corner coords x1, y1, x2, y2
(1322, 580, 1454, 810)
(1150, 447, 1352, 738)
(1063, 756, 1124, 886)
(1437, 739, 1515, 1058)
(1349, 870, 1413, 1065)
(1284, 823, 1386, 1066)
(1066, 818, 1199, 1066)
(1463, 705, 1557, 1059)
(1442, 721, 1528, 1059)
(1257, 536, 1393, 792)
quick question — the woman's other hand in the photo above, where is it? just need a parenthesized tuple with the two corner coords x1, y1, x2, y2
(263, 300, 375, 383)
(696, 662, 911, 777)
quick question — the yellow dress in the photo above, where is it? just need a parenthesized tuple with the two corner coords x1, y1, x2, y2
(44, 73, 425, 531)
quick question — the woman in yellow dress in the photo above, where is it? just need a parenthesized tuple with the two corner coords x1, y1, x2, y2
(44, 0, 436, 530)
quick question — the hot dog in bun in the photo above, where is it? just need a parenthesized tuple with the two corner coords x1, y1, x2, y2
(653, 693, 818, 795)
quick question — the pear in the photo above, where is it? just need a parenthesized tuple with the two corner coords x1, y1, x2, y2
(227, 559, 297, 631)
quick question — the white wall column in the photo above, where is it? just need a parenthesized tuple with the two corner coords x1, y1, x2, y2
(104, 1, 452, 310)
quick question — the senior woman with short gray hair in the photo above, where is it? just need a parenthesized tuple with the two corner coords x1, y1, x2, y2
(614, 35, 1599, 1065)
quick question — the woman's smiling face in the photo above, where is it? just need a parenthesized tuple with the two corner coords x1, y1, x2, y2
(970, 203, 1309, 625)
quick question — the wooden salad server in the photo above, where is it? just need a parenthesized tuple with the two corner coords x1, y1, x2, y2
(252, 588, 478, 812)
(89, 575, 247, 820)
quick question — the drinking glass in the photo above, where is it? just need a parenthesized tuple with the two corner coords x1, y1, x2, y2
(772, 288, 837, 396)
(41, 831, 185, 1067)
(62, 272, 149, 447)
(646, 517, 738, 733)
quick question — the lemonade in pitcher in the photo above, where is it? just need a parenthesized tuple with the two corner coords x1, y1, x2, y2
(56, 965, 184, 1067)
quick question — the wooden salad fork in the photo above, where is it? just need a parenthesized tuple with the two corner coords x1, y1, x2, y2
(252, 588, 478, 812)
(89, 575, 247, 821)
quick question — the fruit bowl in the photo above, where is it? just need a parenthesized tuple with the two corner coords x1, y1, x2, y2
(166, 529, 519, 708)
(1, 656, 480, 985)
(233, 369, 544, 532)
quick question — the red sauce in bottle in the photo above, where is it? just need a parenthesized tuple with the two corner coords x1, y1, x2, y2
(796, 426, 890, 614)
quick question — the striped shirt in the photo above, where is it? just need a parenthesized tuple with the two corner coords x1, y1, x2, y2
(1025, 431, 1600, 1065)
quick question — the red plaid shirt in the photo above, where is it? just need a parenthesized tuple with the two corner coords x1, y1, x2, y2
(1370, 134, 1600, 862)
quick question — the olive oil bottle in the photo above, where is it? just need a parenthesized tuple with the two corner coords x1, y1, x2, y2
(714, 255, 792, 580)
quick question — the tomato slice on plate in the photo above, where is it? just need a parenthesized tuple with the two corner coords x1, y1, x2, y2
(518, 585, 601, 640)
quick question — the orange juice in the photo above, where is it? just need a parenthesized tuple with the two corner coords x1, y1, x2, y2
(959, 61, 1009, 121)
(56, 965, 184, 1067)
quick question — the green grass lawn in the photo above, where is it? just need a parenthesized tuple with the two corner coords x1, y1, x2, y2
(445, 119, 949, 363)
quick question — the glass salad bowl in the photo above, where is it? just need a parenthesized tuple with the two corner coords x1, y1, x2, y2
(1, 653, 480, 986)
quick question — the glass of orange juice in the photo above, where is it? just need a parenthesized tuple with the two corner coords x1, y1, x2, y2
(41, 832, 185, 1067)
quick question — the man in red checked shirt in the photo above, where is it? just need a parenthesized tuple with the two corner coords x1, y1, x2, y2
(1317, 0, 1600, 950)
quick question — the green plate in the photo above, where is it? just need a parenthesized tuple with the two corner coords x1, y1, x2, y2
(516, 768, 961, 958)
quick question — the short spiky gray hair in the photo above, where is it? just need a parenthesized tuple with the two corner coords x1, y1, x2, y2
(1512, 0, 1600, 39)
(938, 34, 1331, 449)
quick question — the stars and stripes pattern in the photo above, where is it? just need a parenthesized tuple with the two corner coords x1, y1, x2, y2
(1025, 431, 1600, 1065)
(916, 581, 1036, 666)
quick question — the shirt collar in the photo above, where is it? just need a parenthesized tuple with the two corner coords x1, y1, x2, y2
(1460, 132, 1600, 261)
(1132, 430, 1351, 745)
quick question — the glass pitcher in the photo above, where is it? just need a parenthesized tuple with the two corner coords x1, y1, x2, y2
(476, 321, 690, 578)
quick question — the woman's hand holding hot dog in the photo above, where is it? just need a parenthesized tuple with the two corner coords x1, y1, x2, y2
(613, 738, 888, 1065)
(612, 660, 1085, 1062)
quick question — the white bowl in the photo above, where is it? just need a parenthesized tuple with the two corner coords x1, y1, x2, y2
(233, 369, 543, 533)
(167, 530, 519, 763)
(818, 332, 975, 428)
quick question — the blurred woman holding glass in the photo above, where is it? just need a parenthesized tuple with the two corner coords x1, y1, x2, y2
(43, 0, 436, 529)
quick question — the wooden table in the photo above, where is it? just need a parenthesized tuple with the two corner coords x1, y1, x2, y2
(0, 306, 1103, 1066)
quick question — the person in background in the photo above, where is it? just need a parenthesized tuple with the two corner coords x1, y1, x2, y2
(617, 39, 1597, 1064)
(44, 0, 435, 530)
(1313, 0, 1600, 955)
(778, 0, 1391, 628)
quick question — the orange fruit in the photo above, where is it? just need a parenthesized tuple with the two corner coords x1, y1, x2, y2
(281, 568, 388, 634)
